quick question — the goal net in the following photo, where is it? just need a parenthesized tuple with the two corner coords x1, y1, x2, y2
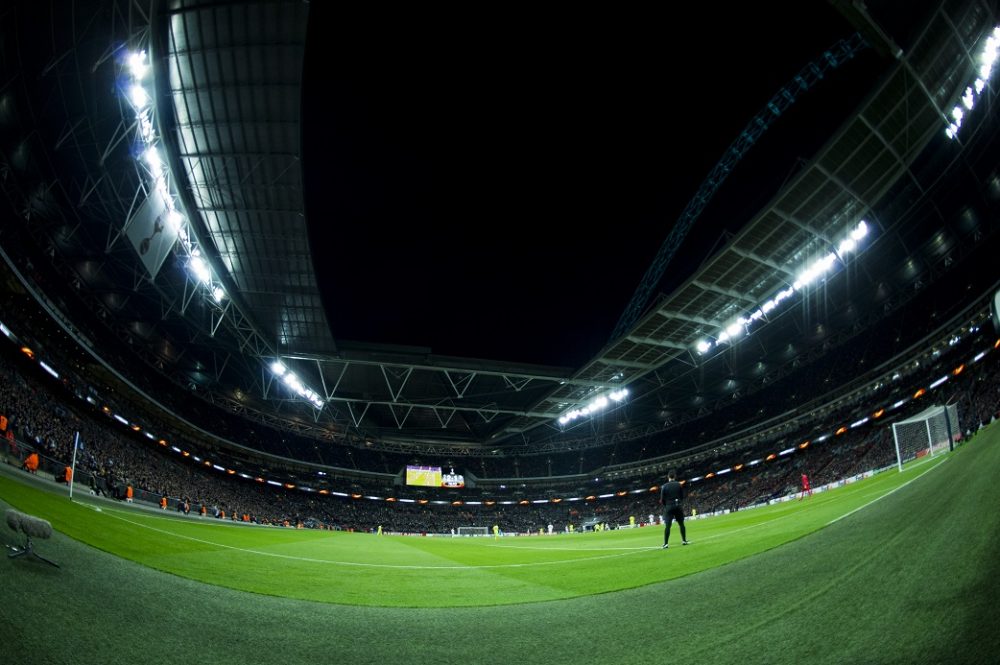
(457, 526, 489, 536)
(891, 403, 959, 472)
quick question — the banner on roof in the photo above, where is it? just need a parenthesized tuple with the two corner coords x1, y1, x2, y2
(125, 186, 178, 280)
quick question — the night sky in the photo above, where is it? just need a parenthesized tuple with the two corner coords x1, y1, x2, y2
(301, 4, 885, 368)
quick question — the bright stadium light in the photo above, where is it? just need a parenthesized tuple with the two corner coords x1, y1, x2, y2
(166, 210, 184, 231)
(129, 84, 150, 110)
(123, 45, 233, 319)
(154, 174, 171, 204)
(269, 361, 324, 409)
(188, 256, 211, 284)
(946, 25, 1000, 139)
(144, 146, 163, 172)
(694, 220, 869, 354)
(127, 50, 149, 79)
(838, 237, 857, 255)
(557, 387, 629, 425)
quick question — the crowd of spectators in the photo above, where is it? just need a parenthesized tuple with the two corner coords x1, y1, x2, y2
(3, 312, 999, 534)
(1, 206, 997, 482)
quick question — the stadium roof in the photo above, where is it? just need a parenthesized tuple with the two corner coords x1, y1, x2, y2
(0, 0, 997, 460)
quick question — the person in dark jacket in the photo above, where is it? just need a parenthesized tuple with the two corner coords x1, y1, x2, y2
(659, 470, 690, 549)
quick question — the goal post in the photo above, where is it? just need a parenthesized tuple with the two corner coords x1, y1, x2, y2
(891, 403, 959, 472)
(457, 526, 489, 537)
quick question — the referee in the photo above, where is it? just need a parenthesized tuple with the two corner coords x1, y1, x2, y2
(659, 471, 690, 549)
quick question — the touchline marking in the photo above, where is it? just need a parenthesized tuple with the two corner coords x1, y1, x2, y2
(827, 457, 947, 525)
(93, 511, 652, 570)
(77, 458, 945, 568)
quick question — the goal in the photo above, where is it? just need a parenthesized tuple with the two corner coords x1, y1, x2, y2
(457, 526, 489, 536)
(891, 403, 959, 472)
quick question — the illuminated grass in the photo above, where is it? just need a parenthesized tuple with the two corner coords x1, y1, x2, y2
(0, 454, 946, 608)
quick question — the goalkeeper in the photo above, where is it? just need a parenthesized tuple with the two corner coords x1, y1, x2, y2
(659, 471, 689, 549)
(799, 473, 812, 500)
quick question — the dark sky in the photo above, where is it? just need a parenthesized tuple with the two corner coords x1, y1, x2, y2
(302, 4, 885, 368)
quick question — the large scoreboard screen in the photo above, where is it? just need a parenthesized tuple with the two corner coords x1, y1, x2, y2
(405, 465, 442, 487)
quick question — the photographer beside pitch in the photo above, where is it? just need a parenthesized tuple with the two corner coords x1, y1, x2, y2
(659, 471, 690, 549)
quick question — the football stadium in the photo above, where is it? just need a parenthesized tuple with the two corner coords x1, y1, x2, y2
(1, 2, 1000, 663)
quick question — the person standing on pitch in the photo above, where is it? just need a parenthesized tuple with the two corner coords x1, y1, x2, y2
(799, 473, 812, 500)
(659, 471, 689, 549)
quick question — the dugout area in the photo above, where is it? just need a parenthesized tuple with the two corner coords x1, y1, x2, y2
(1, 424, 998, 665)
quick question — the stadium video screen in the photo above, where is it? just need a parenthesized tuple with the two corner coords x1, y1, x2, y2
(405, 465, 442, 487)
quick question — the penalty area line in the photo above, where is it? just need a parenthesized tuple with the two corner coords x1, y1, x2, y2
(827, 456, 948, 526)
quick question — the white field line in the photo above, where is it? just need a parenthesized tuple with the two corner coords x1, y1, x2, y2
(827, 456, 947, 525)
(79, 457, 947, 570)
(85, 508, 653, 570)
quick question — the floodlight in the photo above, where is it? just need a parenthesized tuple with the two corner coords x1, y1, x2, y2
(188, 256, 211, 283)
(726, 322, 743, 338)
(127, 51, 148, 79)
(838, 237, 857, 255)
(212, 286, 225, 303)
(696, 340, 711, 354)
(154, 175, 171, 204)
(962, 87, 975, 110)
(138, 112, 155, 142)
(163, 210, 182, 231)
(144, 147, 162, 171)
(270, 361, 286, 376)
(129, 84, 150, 110)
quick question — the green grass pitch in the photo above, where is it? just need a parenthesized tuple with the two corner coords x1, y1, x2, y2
(1, 426, 999, 664)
